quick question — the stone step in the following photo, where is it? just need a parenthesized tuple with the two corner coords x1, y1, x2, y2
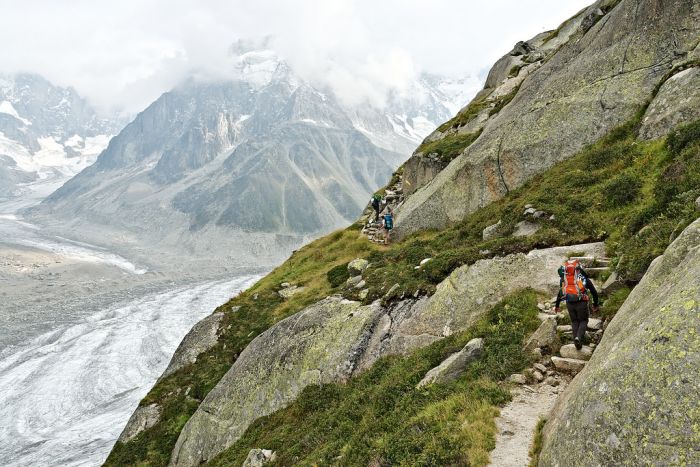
(559, 343, 593, 360)
(585, 267, 610, 273)
(551, 356, 587, 374)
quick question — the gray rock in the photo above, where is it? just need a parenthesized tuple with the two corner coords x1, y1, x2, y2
(243, 449, 277, 467)
(358, 289, 369, 300)
(170, 298, 383, 466)
(557, 325, 572, 332)
(601, 271, 624, 294)
(533, 210, 547, 219)
(419, 258, 432, 266)
(513, 221, 541, 237)
(346, 275, 363, 287)
(559, 344, 594, 360)
(532, 370, 545, 382)
(482, 220, 504, 240)
(354, 280, 366, 290)
(534, 363, 548, 373)
(394, 0, 699, 239)
(347, 258, 369, 276)
(117, 403, 161, 444)
(545, 376, 560, 387)
(161, 312, 225, 379)
(587, 318, 603, 330)
(551, 356, 587, 373)
(640, 67, 700, 140)
(508, 374, 527, 384)
(384, 283, 400, 298)
(278, 285, 305, 299)
(523, 317, 559, 353)
(696, 195, 700, 212)
(416, 338, 484, 388)
(541, 217, 700, 466)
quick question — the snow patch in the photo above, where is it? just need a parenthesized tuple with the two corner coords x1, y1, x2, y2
(0, 100, 32, 126)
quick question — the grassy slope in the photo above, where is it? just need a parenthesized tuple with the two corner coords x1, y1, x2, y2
(210, 291, 542, 466)
(107, 116, 700, 466)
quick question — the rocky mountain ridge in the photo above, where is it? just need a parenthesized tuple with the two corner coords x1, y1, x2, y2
(0, 73, 125, 202)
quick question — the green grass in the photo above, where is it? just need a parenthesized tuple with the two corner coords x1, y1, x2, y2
(415, 130, 482, 164)
(436, 97, 491, 133)
(528, 418, 547, 467)
(208, 290, 542, 466)
(108, 114, 700, 466)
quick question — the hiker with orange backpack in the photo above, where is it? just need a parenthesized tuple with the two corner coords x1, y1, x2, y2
(554, 259, 600, 350)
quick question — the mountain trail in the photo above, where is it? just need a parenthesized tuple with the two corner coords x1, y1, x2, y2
(488, 382, 565, 467)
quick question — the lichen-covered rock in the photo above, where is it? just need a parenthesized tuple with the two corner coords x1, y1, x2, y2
(640, 66, 700, 140)
(117, 403, 161, 444)
(242, 449, 276, 467)
(523, 318, 559, 353)
(170, 298, 382, 466)
(540, 217, 700, 466)
(416, 338, 484, 388)
(513, 220, 540, 237)
(161, 312, 225, 379)
(347, 258, 369, 275)
(395, 0, 700, 239)
(396, 243, 604, 344)
(559, 344, 593, 360)
(482, 220, 503, 240)
(278, 285, 305, 298)
(551, 356, 587, 373)
(508, 374, 527, 385)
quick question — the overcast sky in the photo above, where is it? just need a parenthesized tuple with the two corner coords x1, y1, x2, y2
(1, 0, 592, 114)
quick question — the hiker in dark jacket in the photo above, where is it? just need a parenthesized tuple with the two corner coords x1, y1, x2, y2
(554, 259, 600, 350)
(371, 194, 382, 223)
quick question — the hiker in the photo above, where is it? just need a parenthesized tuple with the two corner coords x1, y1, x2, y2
(382, 207, 394, 245)
(554, 259, 600, 350)
(371, 194, 382, 223)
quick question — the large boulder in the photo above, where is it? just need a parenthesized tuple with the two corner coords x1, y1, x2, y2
(395, 0, 700, 238)
(117, 403, 161, 444)
(523, 318, 559, 353)
(416, 338, 484, 388)
(539, 217, 700, 466)
(169, 298, 382, 466)
(161, 312, 225, 379)
(640, 66, 700, 140)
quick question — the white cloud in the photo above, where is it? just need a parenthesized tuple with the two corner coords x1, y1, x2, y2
(0, 0, 593, 114)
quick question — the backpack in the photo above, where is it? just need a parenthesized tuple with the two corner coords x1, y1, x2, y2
(373, 194, 382, 202)
(384, 214, 393, 230)
(561, 259, 588, 302)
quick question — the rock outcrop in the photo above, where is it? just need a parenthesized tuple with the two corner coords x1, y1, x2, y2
(168, 242, 604, 465)
(539, 218, 700, 466)
(395, 0, 700, 238)
(640, 66, 700, 140)
(117, 403, 161, 444)
(416, 338, 484, 388)
(161, 312, 225, 379)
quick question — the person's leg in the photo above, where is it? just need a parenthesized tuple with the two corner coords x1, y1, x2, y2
(576, 301, 590, 342)
(567, 303, 580, 338)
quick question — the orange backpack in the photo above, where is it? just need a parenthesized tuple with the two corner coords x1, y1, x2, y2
(561, 259, 588, 302)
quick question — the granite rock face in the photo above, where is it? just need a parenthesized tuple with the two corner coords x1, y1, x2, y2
(395, 0, 700, 238)
(161, 312, 225, 379)
(539, 218, 700, 466)
(416, 338, 484, 388)
(640, 66, 700, 140)
(117, 403, 162, 444)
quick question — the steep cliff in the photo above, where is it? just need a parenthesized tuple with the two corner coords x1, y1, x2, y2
(396, 0, 700, 237)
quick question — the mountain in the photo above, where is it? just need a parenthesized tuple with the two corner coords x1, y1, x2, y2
(108, 0, 700, 465)
(29, 46, 472, 268)
(0, 73, 124, 203)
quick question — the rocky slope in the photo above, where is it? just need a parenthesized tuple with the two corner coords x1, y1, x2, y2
(395, 0, 700, 237)
(539, 218, 700, 466)
(0, 73, 124, 202)
(109, 1, 700, 465)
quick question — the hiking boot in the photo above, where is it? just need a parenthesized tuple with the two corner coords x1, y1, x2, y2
(574, 337, 583, 350)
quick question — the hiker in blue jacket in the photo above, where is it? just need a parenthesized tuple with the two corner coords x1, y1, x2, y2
(382, 207, 394, 245)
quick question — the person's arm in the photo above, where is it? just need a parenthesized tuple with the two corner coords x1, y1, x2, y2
(580, 269, 599, 306)
(554, 279, 563, 311)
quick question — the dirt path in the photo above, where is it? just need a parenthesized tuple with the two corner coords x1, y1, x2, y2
(488, 382, 566, 466)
